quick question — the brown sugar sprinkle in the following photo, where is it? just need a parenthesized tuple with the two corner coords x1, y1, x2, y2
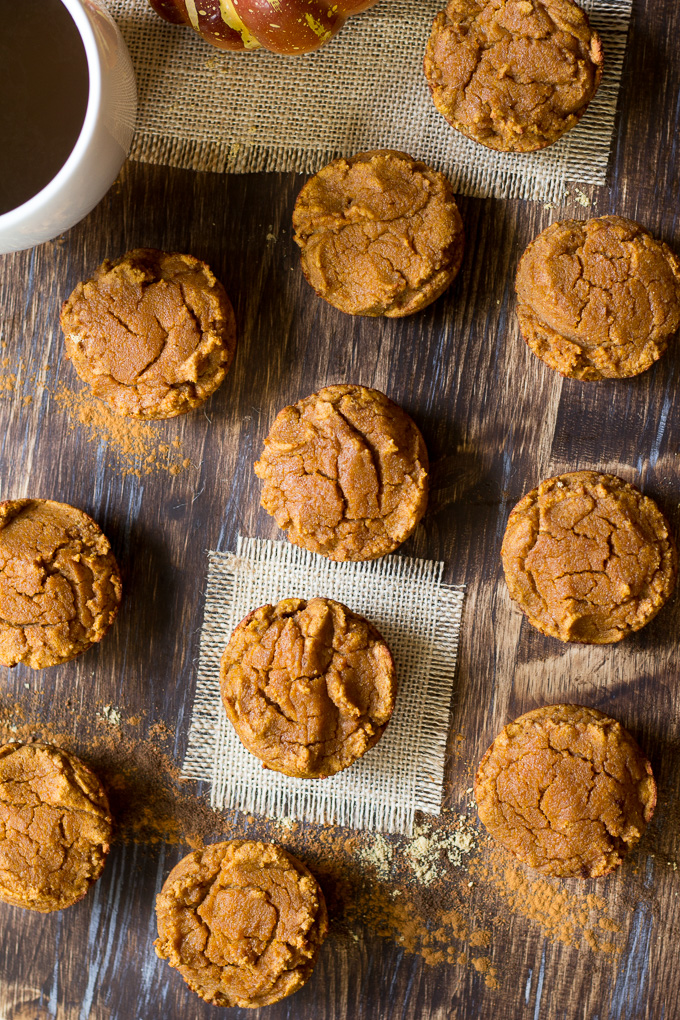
(0, 700, 626, 975)
(51, 384, 189, 478)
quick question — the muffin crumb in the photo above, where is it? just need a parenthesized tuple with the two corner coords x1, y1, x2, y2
(61, 248, 236, 419)
(501, 471, 677, 643)
(293, 150, 464, 316)
(220, 597, 396, 779)
(475, 705, 656, 878)
(155, 840, 328, 1008)
(255, 384, 429, 561)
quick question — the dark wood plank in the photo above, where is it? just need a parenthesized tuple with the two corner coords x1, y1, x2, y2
(0, 0, 679, 1015)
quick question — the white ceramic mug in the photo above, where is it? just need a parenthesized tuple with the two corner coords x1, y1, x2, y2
(0, 0, 137, 255)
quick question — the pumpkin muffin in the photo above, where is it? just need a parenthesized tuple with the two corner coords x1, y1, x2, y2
(254, 384, 429, 561)
(475, 705, 657, 878)
(501, 472, 677, 644)
(61, 248, 236, 419)
(0, 499, 122, 669)
(155, 840, 328, 1008)
(0, 742, 112, 911)
(425, 0, 603, 152)
(220, 597, 397, 779)
(516, 216, 680, 379)
(292, 150, 464, 316)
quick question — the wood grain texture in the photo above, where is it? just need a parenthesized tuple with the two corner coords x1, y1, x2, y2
(0, 0, 679, 1016)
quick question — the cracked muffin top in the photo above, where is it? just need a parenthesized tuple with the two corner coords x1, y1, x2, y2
(424, 0, 603, 152)
(0, 499, 122, 669)
(60, 248, 237, 419)
(475, 704, 657, 878)
(154, 840, 328, 1008)
(292, 150, 464, 317)
(220, 598, 396, 779)
(516, 216, 680, 379)
(0, 742, 112, 911)
(254, 384, 429, 561)
(501, 472, 677, 644)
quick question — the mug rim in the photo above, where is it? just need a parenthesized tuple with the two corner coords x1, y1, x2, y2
(0, 0, 104, 229)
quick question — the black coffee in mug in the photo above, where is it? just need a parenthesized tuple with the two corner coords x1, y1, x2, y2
(0, 0, 89, 216)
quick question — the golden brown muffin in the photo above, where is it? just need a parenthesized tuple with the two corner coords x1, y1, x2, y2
(424, 0, 603, 152)
(501, 472, 677, 644)
(254, 384, 429, 561)
(0, 742, 112, 911)
(220, 597, 396, 779)
(516, 216, 680, 379)
(475, 705, 657, 878)
(154, 840, 328, 1008)
(0, 499, 122, 669)
(292, 149, 464, 316)
(61, 248, 237, 419)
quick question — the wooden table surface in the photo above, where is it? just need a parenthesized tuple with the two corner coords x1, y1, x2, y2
(1, 1, 679, 1017)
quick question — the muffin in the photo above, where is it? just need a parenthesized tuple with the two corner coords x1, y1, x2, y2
(254, 384, 429, 561)
(220, 597, 397, 779)
(61, 248, 237, 419)
(501, 471, 677, 644)
(155, 840, 328, 1008)
(0, 742, 112, 911)
(293, 149, 464, 316)
(475, 704, 657, 878)
(516, 216, 680, 379)
(424, 0, 603, 152)
(0, 499, 122, 669)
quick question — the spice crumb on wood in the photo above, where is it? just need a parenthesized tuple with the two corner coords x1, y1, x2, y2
(51, 384, 190, 477)
(0, 697, 633, 983)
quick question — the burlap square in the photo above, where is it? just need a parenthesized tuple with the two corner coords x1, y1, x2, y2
(107, 0, 632, 201)
(183, 537, 465, 834)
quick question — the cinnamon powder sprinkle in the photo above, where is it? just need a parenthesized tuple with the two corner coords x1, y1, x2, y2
(52, 384, 188, 477)
(469, 852, 623, 954)
(0, 699, 626, 977)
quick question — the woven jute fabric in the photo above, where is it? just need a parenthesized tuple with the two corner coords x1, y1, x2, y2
(183, 537, 465, 834)
(108, 0, 631, 201)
